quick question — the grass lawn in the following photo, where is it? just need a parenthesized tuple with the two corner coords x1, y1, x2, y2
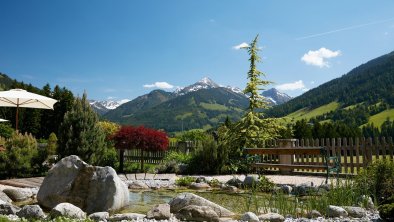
(362, 109, 394, 128)
(283, 101, 340, 123)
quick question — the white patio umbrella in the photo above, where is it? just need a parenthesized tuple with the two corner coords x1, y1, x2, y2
(0, 89, 58, 130)
(0, 118, 9, 122)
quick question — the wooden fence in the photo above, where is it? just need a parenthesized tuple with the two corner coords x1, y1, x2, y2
(122, 137, 394, 174)
(123, 141, 201, 164)
(256, 137, 394, 175)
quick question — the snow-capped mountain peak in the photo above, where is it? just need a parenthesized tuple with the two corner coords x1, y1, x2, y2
(175, 77, 220, 96)
(261, 88, 292, 105)
(89, 99, 130, 115)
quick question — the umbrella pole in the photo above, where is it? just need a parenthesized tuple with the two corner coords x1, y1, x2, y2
(16, 103, 19, 132)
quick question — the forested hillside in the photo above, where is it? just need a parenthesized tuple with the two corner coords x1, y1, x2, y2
(267, 51, 394, 117)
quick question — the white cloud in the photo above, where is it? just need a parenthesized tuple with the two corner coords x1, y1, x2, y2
(276, 80, 306, 91)
(143, 81, 174, 89)
(301, 48, 341, 68)
(232, 42, 249, 50)
(310, 81, 315, 84)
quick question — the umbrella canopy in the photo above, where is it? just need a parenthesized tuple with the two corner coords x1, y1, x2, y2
(0, 89, 58, 130)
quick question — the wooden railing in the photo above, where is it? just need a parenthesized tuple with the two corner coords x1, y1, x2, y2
(255, 137, 394, 174)
(122, 137, 394, 174)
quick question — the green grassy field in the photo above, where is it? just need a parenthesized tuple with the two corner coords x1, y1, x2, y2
(200, 102, 229, 111)
(364, 109, 394, 127)
(283, 101, 340, 123)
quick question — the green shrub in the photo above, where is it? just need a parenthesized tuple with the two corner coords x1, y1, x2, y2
(0, 123, 14, 139)
(354, 159, 394, 204)
(378, 203, 394, 221)
(155, 150, 191, 174)
(4, 132, 40, 177)
(175, 176, 196, 186)
(187, 135, 227, 174)
(258, 175, 275, 192)
(208, 178, 221, 187)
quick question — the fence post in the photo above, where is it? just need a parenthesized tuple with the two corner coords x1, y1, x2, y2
(277, 139, 297, 174)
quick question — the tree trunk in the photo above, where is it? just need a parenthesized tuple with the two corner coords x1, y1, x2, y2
(140, 148, 144, 172)
(119, 149, 125, 173)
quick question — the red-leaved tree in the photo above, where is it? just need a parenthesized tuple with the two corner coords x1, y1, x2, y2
(112, 125, 169, 172)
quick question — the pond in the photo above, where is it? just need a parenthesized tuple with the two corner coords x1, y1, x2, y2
(119, 189, 271, 215)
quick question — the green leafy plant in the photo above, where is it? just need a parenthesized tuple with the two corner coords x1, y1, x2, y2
(258, 175, 275, 192)
(354, 159, 394, 204)
(175, 176, 196, 186)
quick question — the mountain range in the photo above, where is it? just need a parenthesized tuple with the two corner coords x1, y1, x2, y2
(267, 50, 394, 128)
(100, 77, 291, 132)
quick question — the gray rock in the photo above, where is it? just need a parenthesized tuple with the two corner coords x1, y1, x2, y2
(37, 155, 129, 214)
(3, 188, 33, 202)
(88, 212, 109, 221)
(0, 191, 12, 203)
(258, 213, 285, 222)
(318, 184, 331, 191)
(221, 185, 238, 193)
(109, 213, 146, 221)
(176, 205, 219, 222)
(50, 202, 86, 219)
(243, 175, 260, 188)
(146, 203, 171, 220)
(276, 185, 292, 194)
(128, 180, 149, 189)
(343, 206, 366, 218)
(169, 192, 234, 217)
(16, 205, 46, 220)
(0, 203, 20, 215)
(240, 212, 259, 222)
(226, 177, 243, 188)
(306, 210, 322, 219)
(292, 183, 317, 196)
(327, 205, 348, 217)
(189, 182, 211, 190)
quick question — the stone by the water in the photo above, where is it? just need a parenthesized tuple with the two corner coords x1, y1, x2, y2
(88, 211, 109, 221)
(241, 211, 259, 222)
(169, 192, 235, 217)
(16, 205, 46, 220)
(146, 203, 171, 220)
(37, 155, 129, 214)
(327, 205, 348, 217)
(258, 212, 285, 222)
(3, 188, 33, 202)
(176, 205, 219, 222)
(50, 202, 86, 219)
(0, 203, 20, 215)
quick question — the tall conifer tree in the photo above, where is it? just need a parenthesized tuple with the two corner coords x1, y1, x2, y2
(58, 92, 106, 164)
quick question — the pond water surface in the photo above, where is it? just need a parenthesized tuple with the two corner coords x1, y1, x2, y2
(120, 190, 265, 214)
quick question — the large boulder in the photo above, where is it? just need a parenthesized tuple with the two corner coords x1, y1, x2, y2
(169, 192, 234, 217)
(37, 155, 129, 214)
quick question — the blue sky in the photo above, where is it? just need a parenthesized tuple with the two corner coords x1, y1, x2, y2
(1, 1, 394, 101)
